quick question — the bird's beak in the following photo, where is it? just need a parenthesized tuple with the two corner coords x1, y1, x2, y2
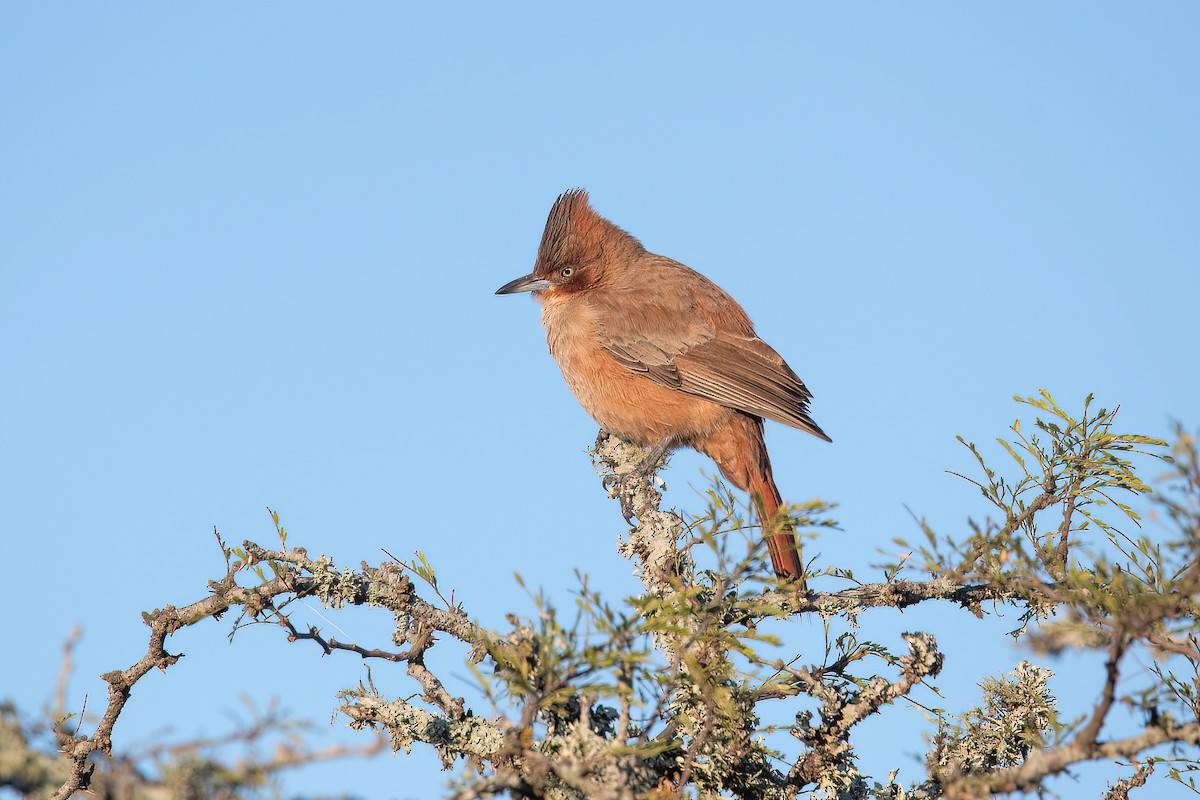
(495, 273, 555, 295)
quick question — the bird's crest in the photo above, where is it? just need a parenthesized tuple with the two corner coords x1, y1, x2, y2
(537, 189, 599, 264)
(535, 189, 643, 274)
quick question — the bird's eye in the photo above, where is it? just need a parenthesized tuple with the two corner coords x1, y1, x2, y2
(560, 267, 574, 278)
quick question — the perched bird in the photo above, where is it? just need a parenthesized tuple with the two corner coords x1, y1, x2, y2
(496, 190, 829, 581)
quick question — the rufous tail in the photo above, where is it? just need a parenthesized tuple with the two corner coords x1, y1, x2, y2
(691, 414, 806, 584)
(750, 472, 804, 582)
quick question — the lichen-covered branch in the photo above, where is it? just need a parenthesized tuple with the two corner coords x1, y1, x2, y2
(1104, 762, 1154, 800)
(341, 690, 504, 767)
(40, 394, 1200, 800)
(3, 688, 383, 800)
(47, 538, 492, 799)
(941, 722, 1199, 799)
(790, 632, 944, 792)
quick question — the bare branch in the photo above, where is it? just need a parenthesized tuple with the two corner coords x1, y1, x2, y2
(1074, 636, 1128, 749)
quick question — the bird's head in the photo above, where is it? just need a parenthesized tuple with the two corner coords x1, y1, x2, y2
(496, 189, 641, 300)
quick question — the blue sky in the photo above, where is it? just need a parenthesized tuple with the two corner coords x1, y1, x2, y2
(2, 4, 1198, 799)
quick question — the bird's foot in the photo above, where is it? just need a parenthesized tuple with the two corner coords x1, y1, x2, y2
(633, 439, 671, 482)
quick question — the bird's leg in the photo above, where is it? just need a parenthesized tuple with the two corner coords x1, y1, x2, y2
(598, 432, 672, 495)
(635, 438, 672, 480)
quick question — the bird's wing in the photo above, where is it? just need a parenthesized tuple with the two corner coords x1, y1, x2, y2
(599, 307, 829, 441)
(674, 334, 830, 441)
(602, 325, 699, 389)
